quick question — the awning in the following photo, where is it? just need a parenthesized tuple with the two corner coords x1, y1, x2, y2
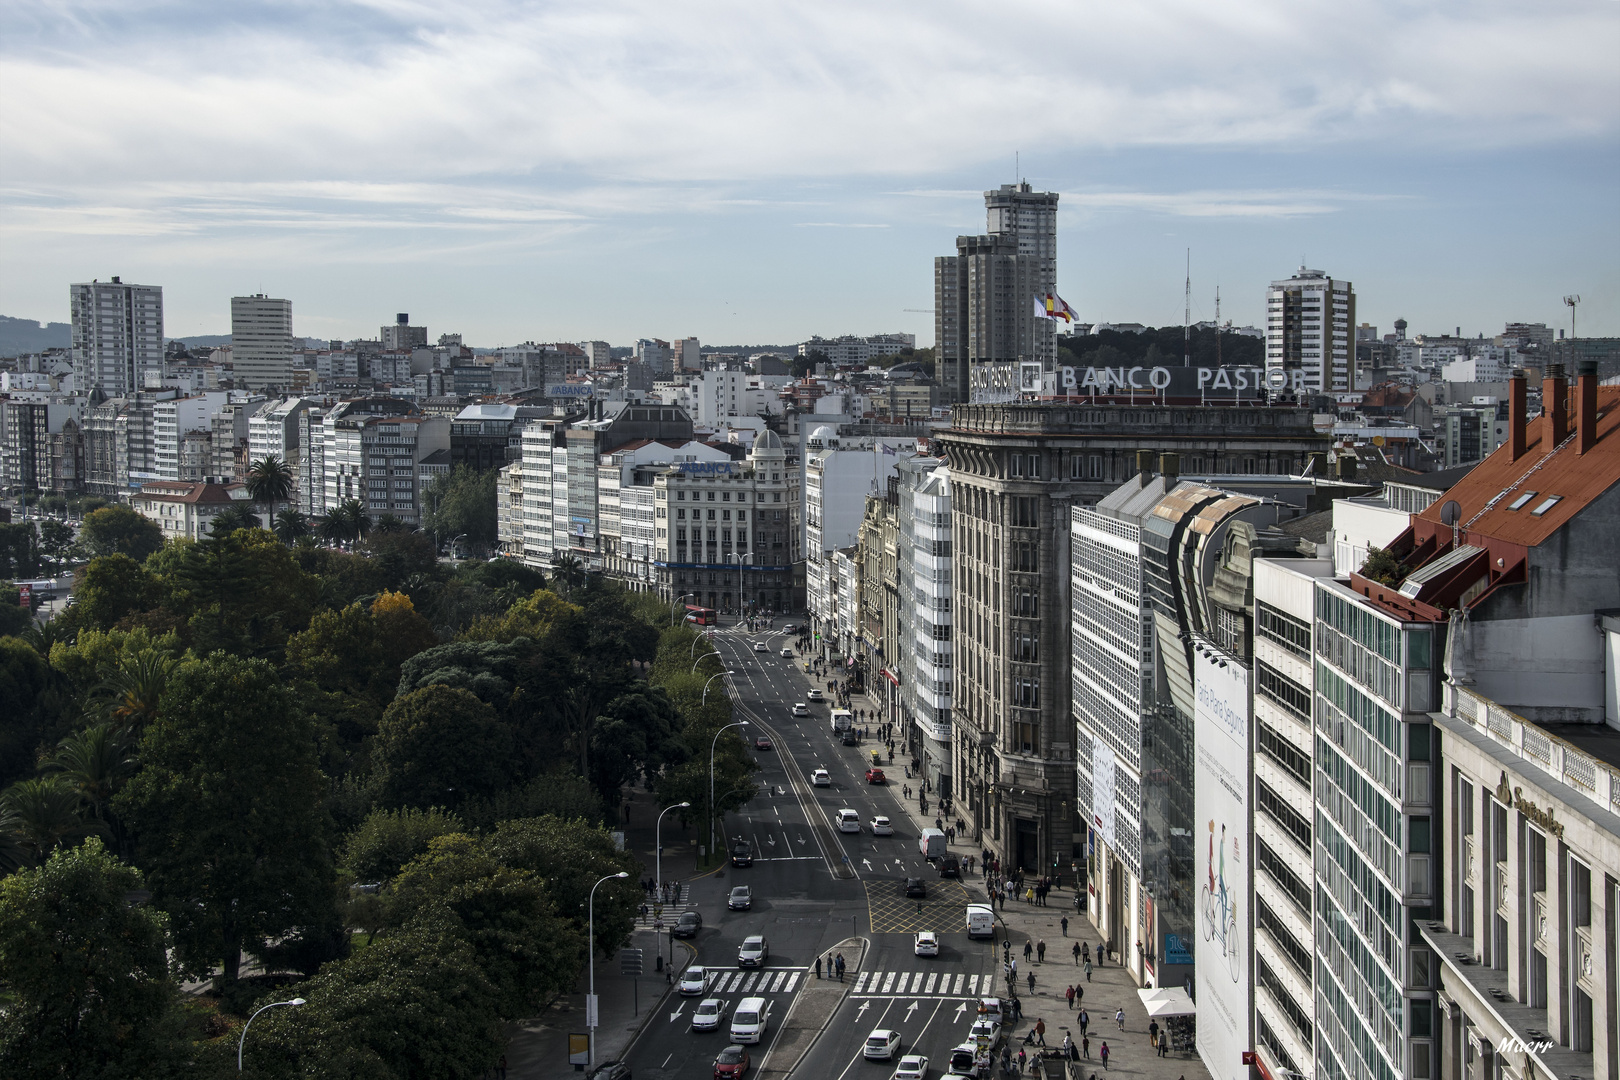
(883, 669, 900, 687)
(1137, 987, 1196, 1017)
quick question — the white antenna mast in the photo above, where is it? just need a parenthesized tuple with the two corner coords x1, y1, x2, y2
(1183, 250, 1192, 367)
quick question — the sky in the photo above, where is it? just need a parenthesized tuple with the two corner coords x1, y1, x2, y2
(1, 0, 1617, 346)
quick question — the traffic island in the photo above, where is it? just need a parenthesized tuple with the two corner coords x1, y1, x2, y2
(753, 936, 867, 1080)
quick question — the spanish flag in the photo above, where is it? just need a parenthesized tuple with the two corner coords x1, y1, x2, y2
(1034, 293, 1079, 324)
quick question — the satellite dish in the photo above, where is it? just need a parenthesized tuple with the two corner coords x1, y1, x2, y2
(1440, 500, 1462, 527)
(1372, 435, 1386, 447)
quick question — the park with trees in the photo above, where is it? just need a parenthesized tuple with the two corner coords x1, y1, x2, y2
(0, 490, 755, 1077)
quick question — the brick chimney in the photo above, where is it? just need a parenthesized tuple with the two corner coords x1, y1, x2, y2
(1508, 369, 1527, 461)
(1577, 360, 1599, 455)
(1543, 362, 1568, 446)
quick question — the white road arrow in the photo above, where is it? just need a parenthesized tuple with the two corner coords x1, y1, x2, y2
(767, 835, 777, 847)
(905, 1001, 920, 1021)
(862, 859, 873, 871)
(856, 1001, 871, 1021)
(954, 1002, 968, 1021)
(798, 835, 807, 845)
(668, 1003, 686, 1023)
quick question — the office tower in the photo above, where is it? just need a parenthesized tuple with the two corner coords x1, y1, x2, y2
(1265, 268, 1355, 395)
(231, 294, 294, 391)
(675, 337, 702, 371)
(380, 313, 427, 351)
(896, 455, 954, 792)
(635, 338, 673, 374)
(583, 341, 613, 369)
(934, 183, 1060, 403)
(70, 277, 165, 396)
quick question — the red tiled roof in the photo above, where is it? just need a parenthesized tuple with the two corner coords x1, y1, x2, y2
(139, 481, 244, 505)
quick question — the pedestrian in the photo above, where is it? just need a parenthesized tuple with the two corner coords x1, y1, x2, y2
(1027, 972, 1036, 994)
(1081, 942, 1090, 964)
(1024, 941, 1034, 963)
(1035, 1019, 1046, 1045)
(1084, 959, 1092, 982)
(1072, 941, 1081, 965)
(836, 953, 846, 981)
(1062, 1033, 1073, 1056)
(1082, 1034, 1090, 1059)
(1010, 957, 1017, 980)
(1037, 940, 1046, 963)
(1075, 984, 1083, 1006)
(1061, 916, 1069, 937)
(1115, 1008, 1125, 1032)
(1159, 1033, 1169, 1058)
(815, 956, 822, 979)
(1079, 1008, 1089, 1034)
(1149, 1021, 1159, 1048)
(1065, 985, 1075, 1010)
(1017, 1049, 1027, 1073)
(1099, 1042, 1109, 1070)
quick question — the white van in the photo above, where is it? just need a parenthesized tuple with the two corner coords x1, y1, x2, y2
(966, 903, 995, 939)
(729, 996, 771, 1043)
(836, 808, 861, 833)
(918, 828, 947, 859)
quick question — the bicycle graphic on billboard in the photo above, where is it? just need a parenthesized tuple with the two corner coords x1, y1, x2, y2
(1200, 819, 1242, 982)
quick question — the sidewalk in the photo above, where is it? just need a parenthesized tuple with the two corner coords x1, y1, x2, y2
(845, 685, 1212, 1080)
(504, 781, 705, 1076)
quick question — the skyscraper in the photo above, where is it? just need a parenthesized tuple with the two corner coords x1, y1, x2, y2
(1265, 268, 1355, 396)
(70, 277, 165, 397)
(934, 183, 1060, 403)
(231, 294, 294, 391)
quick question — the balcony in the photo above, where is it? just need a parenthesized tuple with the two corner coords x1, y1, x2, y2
(1447, 684, 1620, 817)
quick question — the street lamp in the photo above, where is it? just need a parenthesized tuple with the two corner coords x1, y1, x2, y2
(238, 997, 305, 1071)
(709, 718, 748, 867)
(588, 871, 630, 1068)
(701, 669, 733, 706)
(670, 592, 697, 626)
(656, 801, 691, 971)
(691, 649, 724, 676)
(690, 631, 714, 660)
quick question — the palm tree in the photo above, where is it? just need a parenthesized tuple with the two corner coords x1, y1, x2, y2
(372, 513, 415, 534)
(550, 552, 587, 597)
(0, 776, 102, 864)
(47, 723, 137, 825)
(208, 503, 261, 535)
(246, 455, 295, 525)
(274, 508, 311, 544)
(92, 648, 177, 730)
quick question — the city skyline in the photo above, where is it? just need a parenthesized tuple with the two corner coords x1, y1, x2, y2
(1, 2, 1616, 344)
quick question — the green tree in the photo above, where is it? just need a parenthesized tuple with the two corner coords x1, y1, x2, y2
(273, 508, 311, 544)
(46, 723, 137, 834)
(78, 505, 165, 563)
(338, 806, 466, 884)
(0, 637, 72, 789)
(113, 653, 335, 988)
(357, 529, 438, 593)
(0, 776, 103, 865)
(0, 583, 32, 637)
(72, 553, 161, 632)
(91, 645, 179, 731)
(36, 519, 75, 572)
(372, 685, 520, 812)
(422, 464, 498, 552)
(0, 522, 42, 579)
(207, 503, 262, 535)
(484, 815, 639, 956)
(245, 454, 294, 524)
(549, 552, 587, 596)
(0, 839, 191, 1079)
(1360, 545, 1407, 587)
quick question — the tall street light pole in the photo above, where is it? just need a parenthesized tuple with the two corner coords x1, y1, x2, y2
(670, 592, 696, 626)
(238, 997, 305, 1071)
(709, 715, 747, 868)
(588, 871, 630, 1068)
(656, 801, 691, 972)
(701, 669, 732, 706)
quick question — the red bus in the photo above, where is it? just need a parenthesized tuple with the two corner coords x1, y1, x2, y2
(684, 605, 718, 626)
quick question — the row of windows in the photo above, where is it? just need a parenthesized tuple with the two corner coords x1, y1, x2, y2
(675, 508, 749, 521)
(1256, 600, 1311, 658)
(1256, 834, 1312, 917)
(1257, 892, 1313, 982)
(672, 489, 783, 502)
(1256, 1015, 1303, 1080)
(1257, 954, 1313, 1044)
(1257, 777, 1311, 851)
(1257, 660, 1312, 724)
(1257, 718, 1311, 789)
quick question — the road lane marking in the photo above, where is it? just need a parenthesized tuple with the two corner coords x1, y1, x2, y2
(924, 972, 938, 994)
(953, 974, 965, 994)
(853, 971, 869, 992)
(881, 971, 895, 993)
(783, 972, 799, 992)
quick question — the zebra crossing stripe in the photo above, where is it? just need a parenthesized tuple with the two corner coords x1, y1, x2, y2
(768, 972, 786, 992)
(924, 973, 938, 994)
(742, 973, 758, 992)
(881, 971, 895, 993)
(784, 972, 800, 993)
(967, 974, 980, 995)
(854, 972, 870, 993)
(724, 973, 742, 992)
(953, 974, 965, 994)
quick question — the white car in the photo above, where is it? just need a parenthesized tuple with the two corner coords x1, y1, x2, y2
(870, 815, 894, 836)
(891, 1055, 930, 1080)
(811, 768, 831, 787)
(691, 997, 726, 1031)
(969, 1017, 1001, 1046)
(864, 1029, 904, 1061)
(753, 642, 768, 652)
(836, 808, 861, 833)
(914, 931, 939, 957)
(679, 966, 709, 996)
(780, 648, 794, 658)
(791, 702, 809, 716)
(807, 689, 825, 701)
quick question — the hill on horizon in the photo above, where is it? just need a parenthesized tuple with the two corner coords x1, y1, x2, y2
(0, 315, 70, 356)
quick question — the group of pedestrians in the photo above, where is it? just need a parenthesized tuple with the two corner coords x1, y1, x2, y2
(812, 952, 846, 981)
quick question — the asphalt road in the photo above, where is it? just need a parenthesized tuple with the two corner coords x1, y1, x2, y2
(621, 622, 997, 1080)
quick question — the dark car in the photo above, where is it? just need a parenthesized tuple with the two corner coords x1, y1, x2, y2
(938, 855, 961, 878)
(671, 911, 703, 938)
(840, 731, 859, 746)
(589, 1063, 632, 1080)
(730, 840, 754, 867)
(713, 1045, 750, 1079)
(754, 735, 773, 750)
(903, 877, 927, 899)
(728, 885, 752, 910)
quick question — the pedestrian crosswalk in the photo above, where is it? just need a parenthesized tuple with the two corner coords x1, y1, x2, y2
(851, 969, 992, 998)
(700, 968, 803, 995)
(635, 885, 692, 928)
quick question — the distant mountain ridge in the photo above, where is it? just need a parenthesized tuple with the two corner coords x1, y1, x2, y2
(0, 315, 71, 357)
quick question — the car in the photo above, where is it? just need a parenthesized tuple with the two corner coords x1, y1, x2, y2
(753, 642, 767, 652)
(865, 767, 887, 784)
(692, 997, 727, 1031)
(783, 623, 796, 633)
(679, 966, 710, 995)
(891, 1055, 930, 1080)
(588, 1063, 632, 1080)
(836, 809, 861, 833)
(870, 815, 894, 836)
(791, 702, 809, 716)
(755, 735, 773, 750)
(672, 911, 704, 938)
(864, 1029, 904, 1061)
(945, 1044, 981, 1077)
(728, 885, 752, 910)
(969, 1016, 1002, 1047)
(938, 855, 961, 878)
(713, 1044, 750, 1079)
(780, 648, 793, 658)
(729, 997, 771, 1043)
(903, 877, 927, 898)
(811, 768, 831, 786)
(807, 688, 825, 701)
(840, 730, 859, 746)
(737, 935, 769, 967)
(730, 840, 753, 866)
(914, 931, 940, 957)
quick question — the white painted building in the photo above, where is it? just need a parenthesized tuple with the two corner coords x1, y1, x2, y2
(231, 294, 294, 391)
(898, 455, 955, 790)
(70, 277, 165, 398)
(320, 400, 448, 524)
(134, 479, 254, 541)
(1266, 267, 1355, 394)
(152, 392, 231, 480)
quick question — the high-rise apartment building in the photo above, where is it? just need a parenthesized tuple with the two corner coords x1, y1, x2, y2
(675, 337, 702, 372)
(70, 277, 165, 397)
(934, 183, 1059, 403)
(231, 294, 294, 391)
(1265, 268, 1355, 396)
(896, 455, 955, 793)
(380, 314, 427, 351)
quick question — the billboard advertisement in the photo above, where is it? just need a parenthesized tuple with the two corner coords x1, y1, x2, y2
(1091, 739, 1117, 851)
(1193, 640, 1251, 1080)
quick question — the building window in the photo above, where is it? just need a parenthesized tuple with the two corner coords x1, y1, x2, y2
(1013, 720, 1038, 754)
